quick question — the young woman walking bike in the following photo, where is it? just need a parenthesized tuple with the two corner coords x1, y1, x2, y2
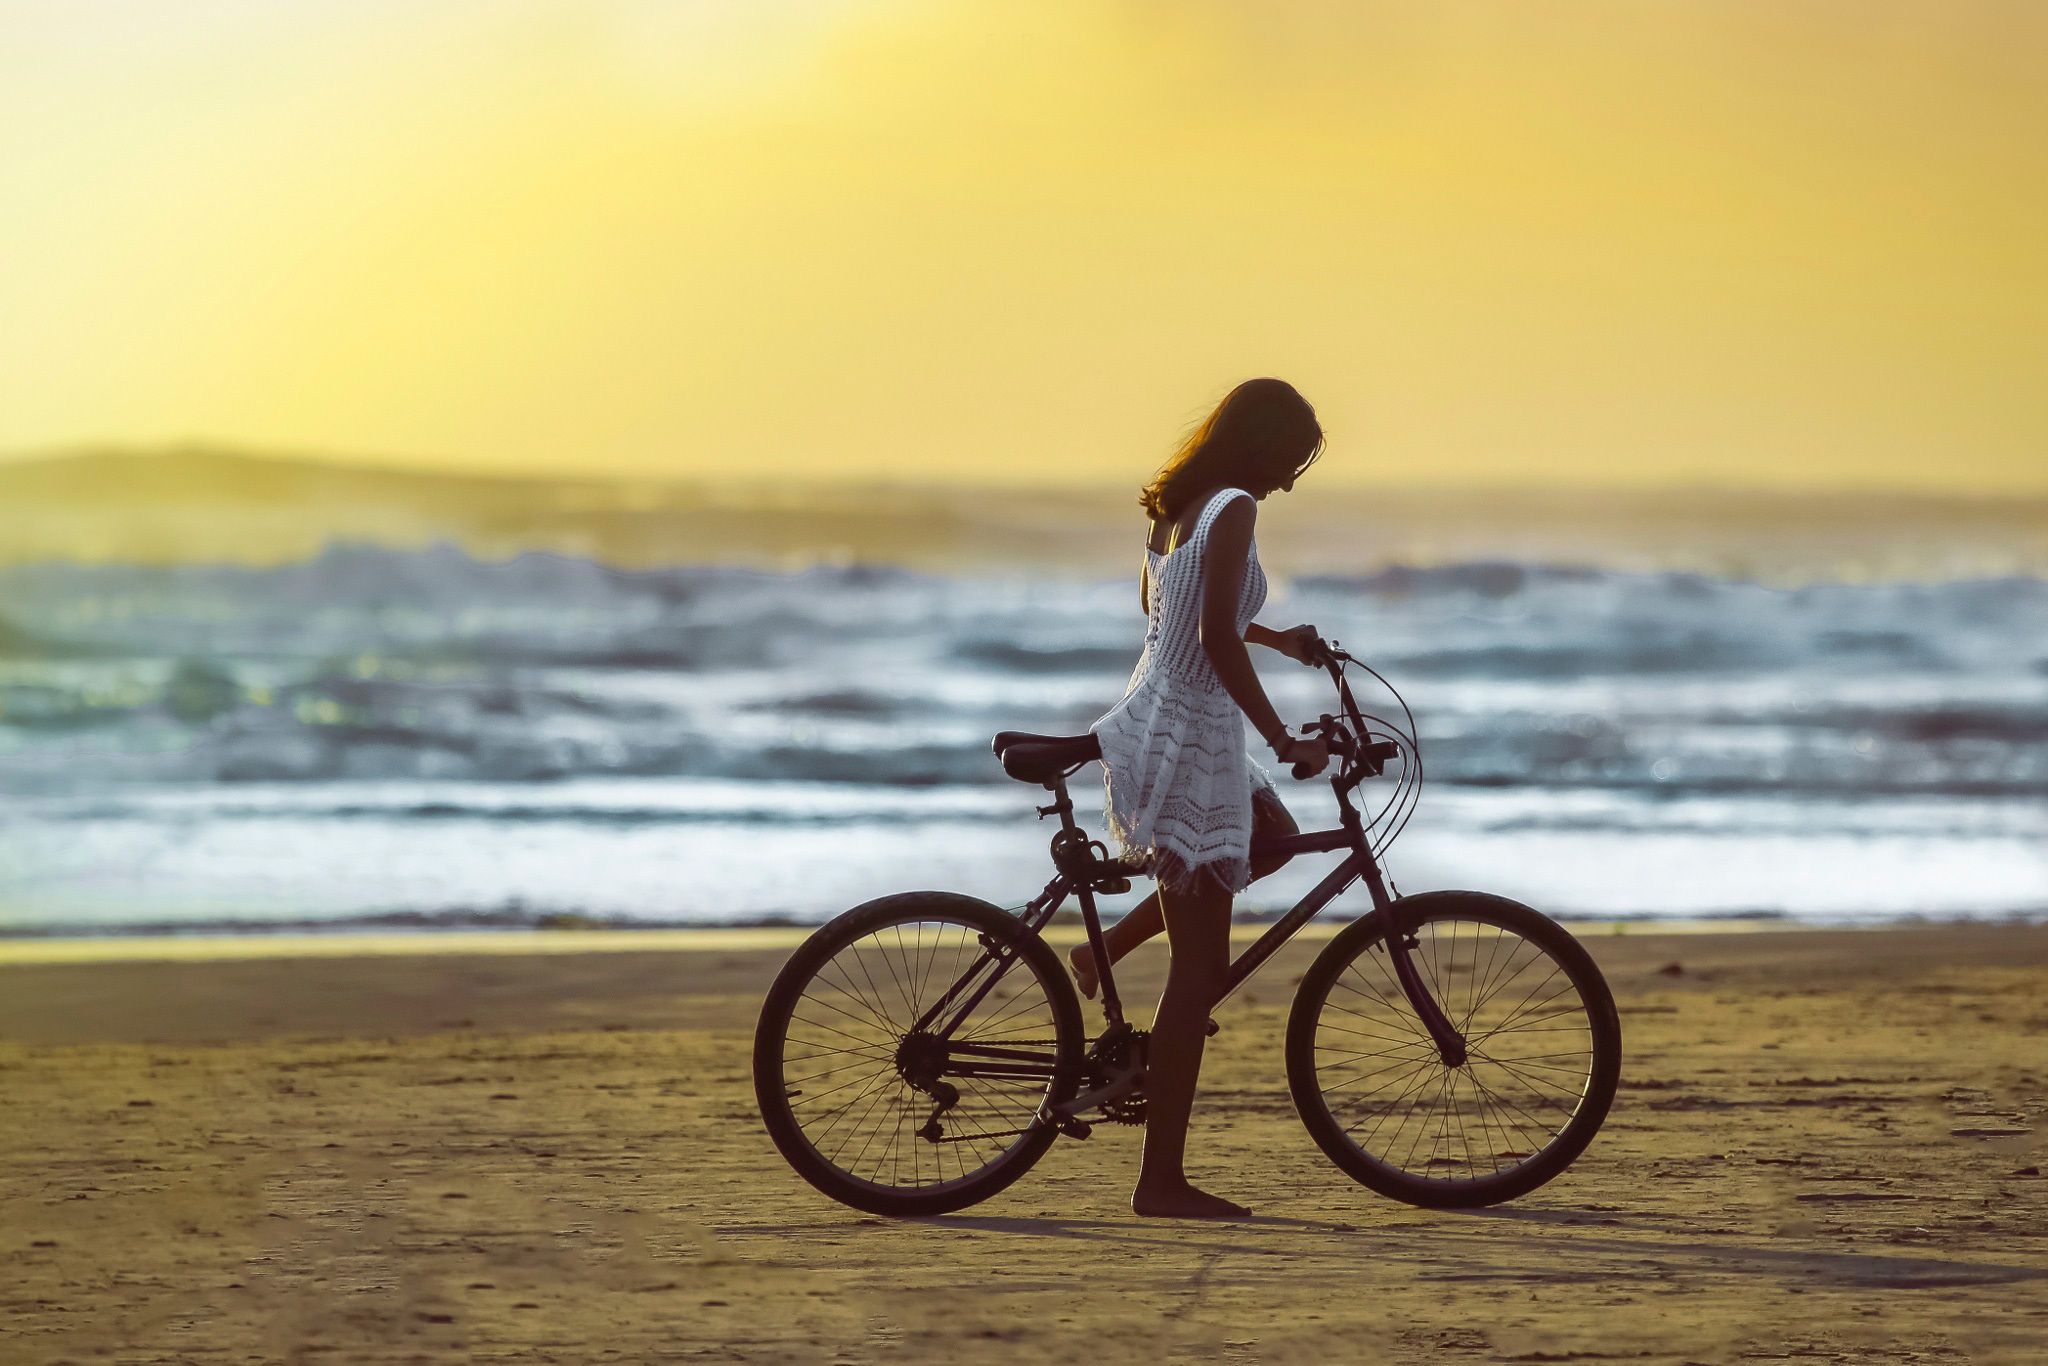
(752, 378, 1622, 1220)
(1084, 376, 1334, 1218)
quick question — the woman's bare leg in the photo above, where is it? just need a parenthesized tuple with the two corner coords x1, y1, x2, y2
(1132, 870, 1245, 1218)
(1070, 889, 1162, 999)
(1072, 789, 1297, 998)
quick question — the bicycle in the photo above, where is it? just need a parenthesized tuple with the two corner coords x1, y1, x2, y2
(753, 643, 1621, 1216)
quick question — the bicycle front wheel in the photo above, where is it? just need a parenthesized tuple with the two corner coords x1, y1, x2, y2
(754, 892, 1084, 1216)
(1287, 890, 1621, 1208)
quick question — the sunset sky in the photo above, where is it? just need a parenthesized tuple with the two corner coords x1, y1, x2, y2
(2, 1, 2043, 491)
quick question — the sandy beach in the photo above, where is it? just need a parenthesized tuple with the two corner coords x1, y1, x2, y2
(3, 920, 2044, 1363)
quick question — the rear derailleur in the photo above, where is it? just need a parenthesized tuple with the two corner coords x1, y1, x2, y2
(896, 1031, 963, 1144)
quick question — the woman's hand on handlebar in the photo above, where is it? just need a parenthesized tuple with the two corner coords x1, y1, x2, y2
(1273, 624, 1331, 668)
(1273, 731, 1331, 779)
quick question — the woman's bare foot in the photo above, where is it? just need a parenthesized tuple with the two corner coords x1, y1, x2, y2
(1131, 1179, 1251, 1220)
(1069, 944, 1099, 999)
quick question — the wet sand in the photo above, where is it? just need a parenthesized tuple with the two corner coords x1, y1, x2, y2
(2, 922, 2044, 1363)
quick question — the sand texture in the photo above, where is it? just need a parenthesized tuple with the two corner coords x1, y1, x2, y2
(3, 922, 2045, 1363)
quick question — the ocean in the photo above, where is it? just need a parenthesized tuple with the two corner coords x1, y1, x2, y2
(2, 540, 2042, 937)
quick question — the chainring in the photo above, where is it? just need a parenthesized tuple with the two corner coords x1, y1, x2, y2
(1088, 1026, 1149, 1125)
(1101, 1093, 1148, 1126)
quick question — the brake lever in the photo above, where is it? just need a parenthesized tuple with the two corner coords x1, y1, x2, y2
(1289, 713, 1346, 779)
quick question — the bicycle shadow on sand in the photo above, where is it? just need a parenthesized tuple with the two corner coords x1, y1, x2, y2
(725, 1212, 1340, 1259)
(1445, 1204, 2048, 1289)
(730, 1207, 2048, 1291)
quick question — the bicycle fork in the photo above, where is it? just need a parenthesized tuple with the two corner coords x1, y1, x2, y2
(1211, 788, 1470, 1069)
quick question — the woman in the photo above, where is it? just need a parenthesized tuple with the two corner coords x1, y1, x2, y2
(1085, 376, 1333, 1219)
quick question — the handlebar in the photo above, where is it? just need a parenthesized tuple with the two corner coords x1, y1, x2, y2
(1284, 721, 1341, 781)
(1279, 638, 1400, 781)
(1267, 633, 1426, 859)
(1286, 715, 1398, 780)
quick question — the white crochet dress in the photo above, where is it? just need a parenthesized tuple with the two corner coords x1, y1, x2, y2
(1090, 486, 1278, 898)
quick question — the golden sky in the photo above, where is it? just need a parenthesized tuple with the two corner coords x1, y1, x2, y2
(2, 0, 2044, 490)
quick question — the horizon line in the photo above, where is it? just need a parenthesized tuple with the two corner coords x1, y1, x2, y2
(4, 439, 2046, 503)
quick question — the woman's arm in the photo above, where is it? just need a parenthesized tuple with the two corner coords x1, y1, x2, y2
(1247, 620, 1324, 662)
(1245, 622, 1287, 650)
(1198, 500, 1289, 746)
(1201, 503, 1330, 776)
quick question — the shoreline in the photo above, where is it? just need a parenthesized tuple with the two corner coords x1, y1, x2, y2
(1, 911, 2033, 967)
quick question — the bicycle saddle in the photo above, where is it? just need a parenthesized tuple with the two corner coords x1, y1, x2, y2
(990, 730, 1101, 784)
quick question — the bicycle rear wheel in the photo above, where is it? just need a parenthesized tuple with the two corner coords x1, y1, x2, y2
(1287, 890, 1620, 1208)
(754, 892, 1083, 1216)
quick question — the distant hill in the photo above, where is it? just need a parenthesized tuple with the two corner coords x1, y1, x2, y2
(3, 445, 2043, 580)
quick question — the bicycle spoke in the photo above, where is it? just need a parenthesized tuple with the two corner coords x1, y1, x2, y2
(1464, 924, 1504, 1035)
(1463, 1066, 1506, 1174)
(871, 931, 918, 1021)
(1318, 1000, 1433, 1048)
(1314, 911, 1605, 1191)
(818, 1070, 903, 1160)
(1464, 1063, 1567, 1151)
(1462, 947, 1519, 1038)
(1395, 1068, 1455, 1172)
(1472, 1048, 1589, 1119)
(911, 920, 948, 1019)
(1351, 1062, 1449, 1159)
(1448, 1069, 1478, 1173)
(1317, 1046, 1440, 1096)
(789, 1012, 893, 1059)
(959, 983, 1048, 1041)
(1340, 1055, 1443, 1142)
(794, 1059, 898, 1117)
(1477, 1049, 1591, 1079)
(837, 1098, 895, 1185)
(1473, 1048, 1592, 1067)
(1464, 1065, 1547, 1155)
(1335, 960, 1414, 1021)
(1479, 970, 1572, 1039)
(1471, 961, 1562, 1041)
(825, 954, 900, 1037)
(1314, 1036, 1437, 1070)
(778, 913, 1062, 1195)
(782, 1050, 893, 1092)
(795, 989, 898, 1042)
(1469, 1004, 1590, 1049)
(1459, 944, 1544, 1034)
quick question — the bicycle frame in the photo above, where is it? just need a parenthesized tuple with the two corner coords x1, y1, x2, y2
(905, 674, 1470, 1087)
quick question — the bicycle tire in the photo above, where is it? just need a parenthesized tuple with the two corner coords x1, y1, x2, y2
(1286, 890, 1621, 1208)
(754, 891, 1084, 1216)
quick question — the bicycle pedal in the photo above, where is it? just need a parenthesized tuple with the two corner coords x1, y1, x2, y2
(1057, 1119, 1092, 1140)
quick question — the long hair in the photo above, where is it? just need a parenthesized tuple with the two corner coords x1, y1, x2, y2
(1138, 378, 1325, 520)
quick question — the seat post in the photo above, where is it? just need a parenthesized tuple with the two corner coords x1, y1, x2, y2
(1037, 774, 1079, 831)
(1043, 772, 1125, 1025)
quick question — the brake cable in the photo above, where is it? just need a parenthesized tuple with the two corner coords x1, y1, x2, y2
(1325, 646, 1425, 859)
